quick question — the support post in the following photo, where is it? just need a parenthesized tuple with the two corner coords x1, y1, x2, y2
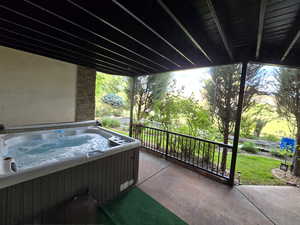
(129, 76, 136, 137)
(229, 62, 248, 186)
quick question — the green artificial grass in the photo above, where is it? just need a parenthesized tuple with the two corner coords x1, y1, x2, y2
(98, 188, 188, 225)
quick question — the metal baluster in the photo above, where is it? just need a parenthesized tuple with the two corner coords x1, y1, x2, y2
(165, 131, 169, 158)
(211, 144, 216, 172)
(192, 138, 196, 166)
(175, 135, 180, 159)
(197, 141, 201, 167)
(202, 142, 205, 168)
(188, 138, 192, 163)
(147, 128, 150, 149)
(216, 145, 221, 174)
(181, 136, 184, 161)
(207, 143, 211, 169)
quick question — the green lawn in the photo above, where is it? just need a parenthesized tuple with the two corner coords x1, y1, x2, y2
(107, 127, 284, 185)
(107, 128, 129, 136)
(233, 154, 284, 185)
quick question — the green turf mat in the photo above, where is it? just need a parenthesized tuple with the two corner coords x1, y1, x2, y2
(97, 187, 188, 225)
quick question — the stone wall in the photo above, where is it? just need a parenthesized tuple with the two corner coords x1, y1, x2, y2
(75, 66, 96, 121)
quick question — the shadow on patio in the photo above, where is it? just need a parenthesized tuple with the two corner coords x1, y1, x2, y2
(137, 149, 300, 225)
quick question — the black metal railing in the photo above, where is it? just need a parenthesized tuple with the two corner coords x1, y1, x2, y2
(132, 124, 233, 181)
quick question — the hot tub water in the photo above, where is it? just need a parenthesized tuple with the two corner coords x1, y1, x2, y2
(1, 130, 111, 169)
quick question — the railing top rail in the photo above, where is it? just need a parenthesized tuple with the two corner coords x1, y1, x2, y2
(133, 124, 233, 148)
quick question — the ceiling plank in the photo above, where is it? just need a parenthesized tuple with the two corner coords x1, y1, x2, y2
(256, 0, 268, 59)
(281, 30, 300, 61)
(206, 0, 234, 61)
(0, 28, 135, 74)
(0, 4, 157, 73)
(24, 0, 169, 70)
(0, 17, 149, 74)
(0, 37, 134, 76)
(112, 0, 195, 65)
(157, 0, 213, 63)
(67, 0, 183, 68)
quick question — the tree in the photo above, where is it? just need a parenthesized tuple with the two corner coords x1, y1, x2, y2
(151, 93, 182, 130)
(252, 104, 274, 137)
(178, 96, 212, 137)
(95, 72, 126, 97)
(95, 72, 128, 117)
(128, 73, 172, 121)
(204, 64, 264, 171)
(240, 103, 274, 138)
(274, 68, 300, 176)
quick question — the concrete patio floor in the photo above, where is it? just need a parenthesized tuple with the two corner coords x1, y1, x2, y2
(137, 150, 300, 225)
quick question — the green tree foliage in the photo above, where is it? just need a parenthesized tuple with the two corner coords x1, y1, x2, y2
(240, 114, 256, 138)
(252, 104, 274, 137)
(273, 67, 300, 176)
(152, 85, 213, 138)
(240, 103, 274, 138)
(152, 93, 182, 130)
(95, 72, 128, 117)
(204, 64, 264, 171)
(128, 73, 172, 121)
(178, 96, 212, 137)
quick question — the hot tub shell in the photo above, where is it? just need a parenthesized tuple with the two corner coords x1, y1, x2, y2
(0, 121, 140, 225)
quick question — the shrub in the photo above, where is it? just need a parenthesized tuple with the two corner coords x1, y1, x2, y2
(240, 142, 259, 154)
(102, 93, 124, 107)
(101, 118, 120, 128)
(270, 149, 294, 159)
(262, 134, 279, 142)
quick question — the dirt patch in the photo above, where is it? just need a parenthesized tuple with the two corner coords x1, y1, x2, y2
(272, 168, 300, 187)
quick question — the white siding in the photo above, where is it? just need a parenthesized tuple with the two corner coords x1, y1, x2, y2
(0, 46, 77, 126)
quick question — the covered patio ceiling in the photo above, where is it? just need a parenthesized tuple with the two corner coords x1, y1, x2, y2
(1, 0, 300, 76)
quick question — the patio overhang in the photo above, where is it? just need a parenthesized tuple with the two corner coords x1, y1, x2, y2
(1, 0, 300, 186)
(1, 0, 300, 76)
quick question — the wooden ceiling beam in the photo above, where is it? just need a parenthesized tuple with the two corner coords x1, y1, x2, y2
(157, 0, 213, 63)
(0, 4, 156, 73)
(206, 0, 234, 61)
(0, 27, 136, 74)
(112, 0, 195, 65)
(281, 30, 300, 61)
(0, 17, 149, 74)
(67, 0, 183, 68)
(256, 0, 268, 59)
(24, 0, 169, 70)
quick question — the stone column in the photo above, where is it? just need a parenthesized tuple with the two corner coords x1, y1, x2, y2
(75, 66, 96, 121)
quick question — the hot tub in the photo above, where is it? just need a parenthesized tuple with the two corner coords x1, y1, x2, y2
(0, 121, 140, 225)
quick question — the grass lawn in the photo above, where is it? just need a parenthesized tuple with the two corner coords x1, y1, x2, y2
(106, 128, 129, 136)
(107, 127, 284, 185)
(233, 154, 285, 185)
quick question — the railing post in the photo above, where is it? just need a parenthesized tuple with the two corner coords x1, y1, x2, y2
(229, 62, 248, 186)
(129, 76, 136, 137)
(165, 131, 170, 159)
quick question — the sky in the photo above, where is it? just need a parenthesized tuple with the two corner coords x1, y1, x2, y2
(171, 65, 278, 100)
(171, 67, 210, 99)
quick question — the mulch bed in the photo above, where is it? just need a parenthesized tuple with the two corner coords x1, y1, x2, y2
(272, 168, 300, 187)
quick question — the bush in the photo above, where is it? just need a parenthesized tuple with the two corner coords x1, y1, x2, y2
(102, 93, 124, 107)
(270, 149, 293, 159)
(240, 142, 259, 154)
(262, 134, 279, 142)
(101, 118, 120, 128)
